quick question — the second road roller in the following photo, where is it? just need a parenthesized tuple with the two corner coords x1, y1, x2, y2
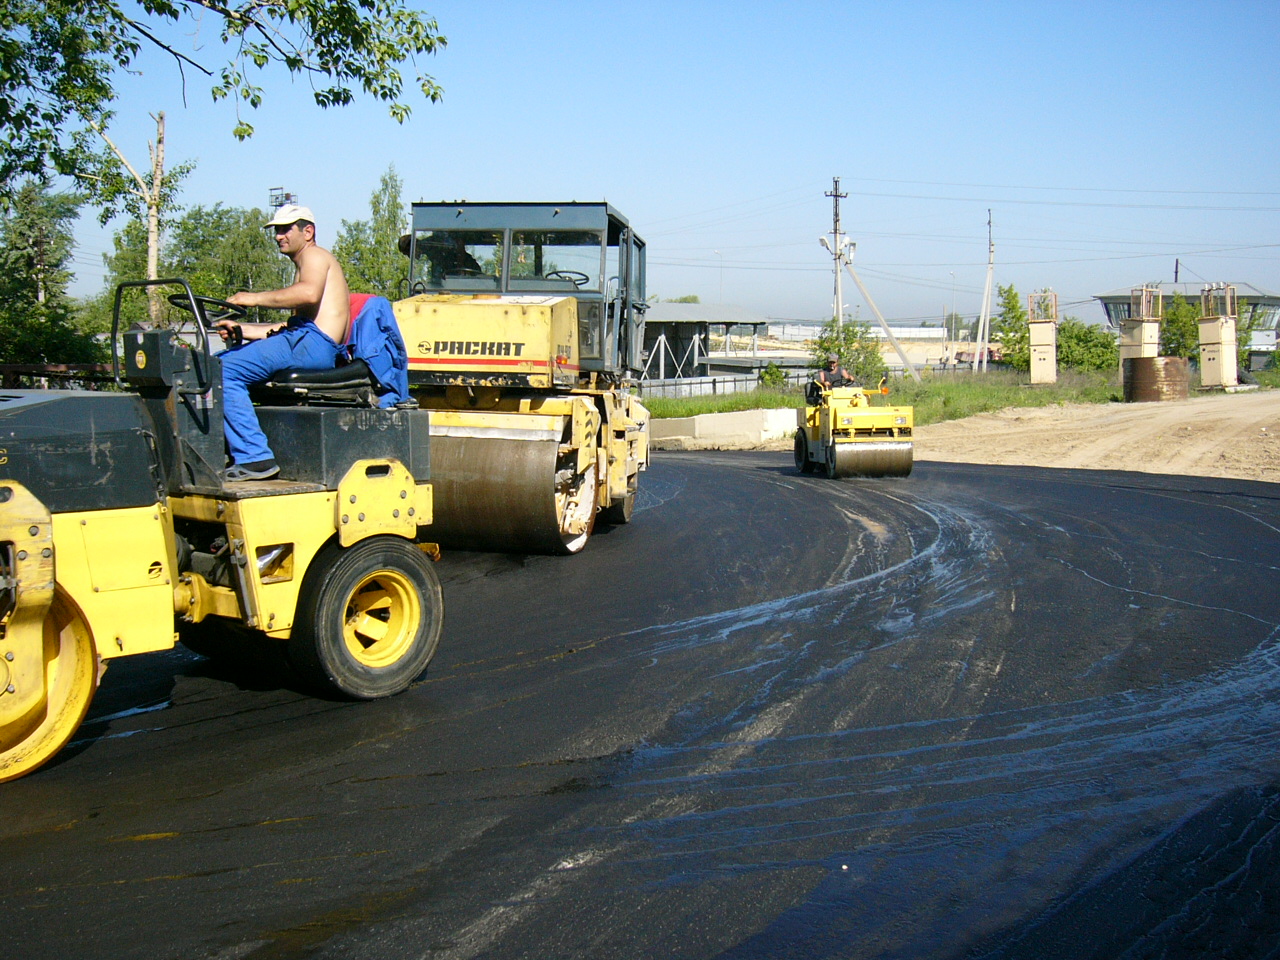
(794, 376, 914, 478)
(391, 202, 650, 554)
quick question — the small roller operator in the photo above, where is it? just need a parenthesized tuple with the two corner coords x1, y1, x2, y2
(816, 352, 854, 386)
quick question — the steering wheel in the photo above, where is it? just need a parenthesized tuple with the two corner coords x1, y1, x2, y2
(168, 293, 247, 345)
(168, 294, 246, 325)
(546, 270, 590, 288)
(830, 375, 858, 388)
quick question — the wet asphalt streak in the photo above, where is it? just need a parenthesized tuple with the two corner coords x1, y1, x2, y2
(3, 450, 1280, 960)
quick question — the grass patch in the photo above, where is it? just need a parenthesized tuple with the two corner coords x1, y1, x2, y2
(893, 369, 1121, 425)
(642, 388, 804, 420)
(642, 369, 1124, 426)
(1252, 367, 1280, 389)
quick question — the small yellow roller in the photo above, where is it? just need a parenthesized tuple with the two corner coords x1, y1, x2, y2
(793, 379, 913, 479)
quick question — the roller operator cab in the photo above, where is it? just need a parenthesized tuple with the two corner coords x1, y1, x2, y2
(794, 378, 914, 479)
(392, 202, 651, 555)
(0, 281, 444, 783)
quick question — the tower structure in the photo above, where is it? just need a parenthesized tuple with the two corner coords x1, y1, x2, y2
(1199, 283, 1238, 388)
(268, 187, 297, 210)
(1027, 289, 1058, 384)
(1119, 286, 1162, 387)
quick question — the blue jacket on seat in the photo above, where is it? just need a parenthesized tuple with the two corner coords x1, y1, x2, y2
(345, 295, 410, 408)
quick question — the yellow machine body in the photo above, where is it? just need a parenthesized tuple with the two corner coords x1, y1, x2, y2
(0, 279, 451, 784)
(397, 294, 581, 389)
(795, 385, 914, 479)
(393, 290, 649, 555)
(170, 461, 433, 637)
(0, 460, 438, 783)
(392, 201, 651, 556)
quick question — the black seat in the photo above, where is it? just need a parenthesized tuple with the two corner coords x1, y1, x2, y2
(271, 359, 378, 390)
(251, 359, 380, 407)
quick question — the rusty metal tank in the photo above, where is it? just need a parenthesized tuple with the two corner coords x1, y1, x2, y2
(1123, 357, 1190, 402)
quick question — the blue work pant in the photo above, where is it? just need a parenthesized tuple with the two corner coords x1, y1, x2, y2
(220, 323, 342, 464)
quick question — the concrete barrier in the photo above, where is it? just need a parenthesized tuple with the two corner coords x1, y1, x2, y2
(650, 408, 798, 450)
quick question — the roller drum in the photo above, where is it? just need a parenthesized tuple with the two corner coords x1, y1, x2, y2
(426, 435, 596, 554)
(831, 441, 913, 479)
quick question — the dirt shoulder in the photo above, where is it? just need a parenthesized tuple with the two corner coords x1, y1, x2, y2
(912, 389, 1280, 482)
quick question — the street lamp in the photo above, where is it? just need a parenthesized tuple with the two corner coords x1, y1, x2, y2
(949, 271, 955, 340)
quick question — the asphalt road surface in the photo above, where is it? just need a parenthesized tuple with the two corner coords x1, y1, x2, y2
(4, 450, 1280, 960)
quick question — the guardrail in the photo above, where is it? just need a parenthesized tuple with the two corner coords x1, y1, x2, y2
(0, 364, 114, 389)
(636, 372, 810, 399)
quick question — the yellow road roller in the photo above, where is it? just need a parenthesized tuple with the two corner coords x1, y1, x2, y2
(794, 377, 914, 478)
(392, 202, 649, 555)
(0, 282, 444, 782)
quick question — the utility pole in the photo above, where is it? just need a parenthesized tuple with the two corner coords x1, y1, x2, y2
(825, 177, 848, 331)
(975, 210, 995, 373)
(816, 177, 922, 383)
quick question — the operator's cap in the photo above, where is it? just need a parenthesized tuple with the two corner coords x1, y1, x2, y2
(826, 352, 839, 362)
(264, 203, 315, 228)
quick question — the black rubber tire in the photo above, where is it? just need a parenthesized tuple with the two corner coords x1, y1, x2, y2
(289, 537, 443, 699)
(824, 441, 839, 480)
(794, 429, 815, 474)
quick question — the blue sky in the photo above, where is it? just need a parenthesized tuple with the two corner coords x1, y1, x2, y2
(70, 0, 1279, 325)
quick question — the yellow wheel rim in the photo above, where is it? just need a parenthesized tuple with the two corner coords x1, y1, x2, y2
(341, 570, 422, 669)
(0, 590, 97, 783)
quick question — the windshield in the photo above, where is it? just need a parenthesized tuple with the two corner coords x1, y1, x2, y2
(412, 229, 502, 291)
(411, 228, 603, 293)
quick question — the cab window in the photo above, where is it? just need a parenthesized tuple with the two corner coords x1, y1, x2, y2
(507, 231, 602, 292)
(413, 230, 502, 290)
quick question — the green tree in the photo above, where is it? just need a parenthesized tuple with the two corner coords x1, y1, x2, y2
(1056, 317, 1118, 371)
(664, 295, 700, 303)
(0, 1, 446, 194)
(1234, 297, 1255, 370)
(811, 317, 886, 383)
(80, 111, 194, 320)
(0, 181, 103, 363)
(80, 203, 289, 333)
(167, 204, 292, 297)
(758, 361, 786, 389)
(332, 164, 407, 298)
(992, 283, 1029, 371)
(76, 217, 149, 336)
(1161, 292, 1200, 359)
(945, 310, 964, 341)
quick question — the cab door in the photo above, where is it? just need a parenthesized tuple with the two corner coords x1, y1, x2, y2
(625, 233, 647, 376)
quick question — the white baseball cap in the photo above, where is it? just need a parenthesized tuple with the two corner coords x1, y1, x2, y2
(264, 203, 315, 228)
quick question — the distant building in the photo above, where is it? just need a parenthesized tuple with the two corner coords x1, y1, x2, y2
(642, 303, 772, 379)
(1094, 282, 1280, 330)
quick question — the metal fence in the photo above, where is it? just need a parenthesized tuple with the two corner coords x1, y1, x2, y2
(635, 371, 809, 399)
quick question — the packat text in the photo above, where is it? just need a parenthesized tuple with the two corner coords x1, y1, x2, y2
(418, 341, 527, 357)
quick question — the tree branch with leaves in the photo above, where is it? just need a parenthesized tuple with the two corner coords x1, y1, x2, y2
(0, 0, 446, 196)
(79, 111, 194, 320)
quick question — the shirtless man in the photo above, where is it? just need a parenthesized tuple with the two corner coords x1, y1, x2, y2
(215, 204, 351, 480)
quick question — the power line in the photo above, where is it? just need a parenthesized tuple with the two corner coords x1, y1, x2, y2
(843, 188, 1280, 213)
(843, 175, 1280, 198)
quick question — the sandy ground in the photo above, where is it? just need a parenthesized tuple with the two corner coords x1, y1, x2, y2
(747, 389, 1280, 482)
(912, 388, 1280, 482)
